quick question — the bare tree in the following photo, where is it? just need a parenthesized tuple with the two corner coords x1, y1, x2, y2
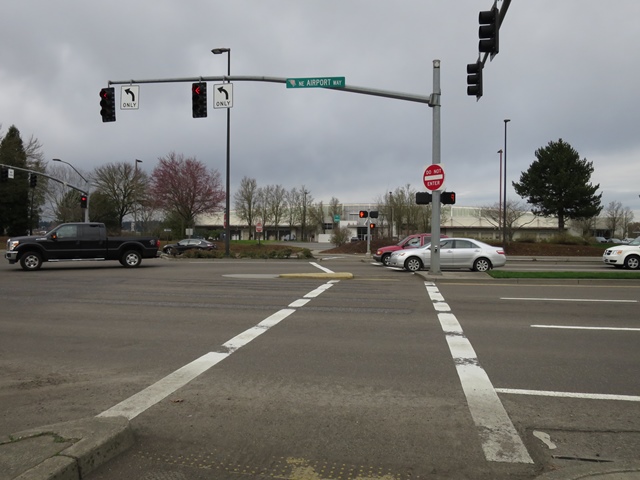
(93, 162, 150, 228)
(621, 206, 634, 239)
(480, 199, 534, 241)
(605, 201, 624, 238)
(268, 184, 287, 240)
(233, 176, 259, 233)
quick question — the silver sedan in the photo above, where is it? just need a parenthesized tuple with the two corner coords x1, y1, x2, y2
(387, 237, 506, 272)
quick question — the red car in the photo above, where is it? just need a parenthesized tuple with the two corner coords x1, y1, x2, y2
(373, 233, 448, 266)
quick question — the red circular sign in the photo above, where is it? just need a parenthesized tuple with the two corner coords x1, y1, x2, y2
(256, 223, 263, 233)
(423, 164, 445, 191)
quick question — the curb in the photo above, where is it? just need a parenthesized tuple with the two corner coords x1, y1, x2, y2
(1, 416, 132, 480)
(535, 461, 640, 479)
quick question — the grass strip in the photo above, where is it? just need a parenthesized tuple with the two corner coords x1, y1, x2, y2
(489, 270, 640, 279)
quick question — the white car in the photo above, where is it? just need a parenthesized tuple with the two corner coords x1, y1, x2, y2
(602, 237, 640, 269)
(387, 237, 507, 272)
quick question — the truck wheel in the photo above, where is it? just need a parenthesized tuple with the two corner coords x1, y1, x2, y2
(120, 250, 142, 268)
(381, 253, 391, 266)
(20, 251, 43, 271)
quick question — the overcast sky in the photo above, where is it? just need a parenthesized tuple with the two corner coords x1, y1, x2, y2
(2, 1, 639, 218)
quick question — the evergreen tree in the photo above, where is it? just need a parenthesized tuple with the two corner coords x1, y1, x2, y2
(513, 139, 602, 229)
(0, 125, 29, 235)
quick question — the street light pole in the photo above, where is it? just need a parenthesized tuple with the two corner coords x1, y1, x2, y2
(502, 119, 511, 250)
(52, 158, 90, 223)
(497, 149, 503, 232)
(212, 47, 231, 256)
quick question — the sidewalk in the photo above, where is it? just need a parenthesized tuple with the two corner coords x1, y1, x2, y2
(0, 416, 131, 480)
(2, 415, 638, 480)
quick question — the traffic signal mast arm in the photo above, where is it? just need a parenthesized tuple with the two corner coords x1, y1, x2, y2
(0, 163, 88, 194)
(106, 75, 436, 106)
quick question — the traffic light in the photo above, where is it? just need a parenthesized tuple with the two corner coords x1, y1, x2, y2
(29, 173, 37, 188)
(0, 167, 7, 182)
(441, 192, 456, 205)
(80, 194, 88, 209)
(99, 87, 116, 122)
(192, 82, 207, 118)
(478, 6, 499, 57)
(359, 210, 368, 218)
(415, 192, 433, 205)
(369, 223, 376, 230)
(369, 211, 379, 218)
(466, 61, 483, 98)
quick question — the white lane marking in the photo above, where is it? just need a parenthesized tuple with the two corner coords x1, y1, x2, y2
(99, 281, 337, 421)
(501, 297, 637, 303)
(310, 261, 334, 274)
(533, 431, 557, 450)
(425, 282, 533, 464)
(289, 299, 311, 308)
(496, 388, 640, 402)
(532, 325, 640, 332)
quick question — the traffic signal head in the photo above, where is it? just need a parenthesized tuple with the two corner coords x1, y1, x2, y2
(192, 82, 207, 118)
(369, 223, 376, 230)
(415, 192, 433, 205)
(369, 210, 379, 218)
(80, 194, 88, 209)
(478, 6, 499, 57)
(99, 87, 116, 122)
(0, 167, 7, 182)
(359, 210, 368, 219)
(29, 173, 37, 188)
(466, 61, 483, 98)
(441, 192, 456, 205)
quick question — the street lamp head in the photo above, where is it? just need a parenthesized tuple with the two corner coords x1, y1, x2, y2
(52, 158, 61, 162)
(211, 48, 230, 54)
(504, 118, 511, 123)
(497, 149, 503, 154)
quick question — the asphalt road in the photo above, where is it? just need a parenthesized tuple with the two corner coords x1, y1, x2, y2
(0, 254, 638, 479)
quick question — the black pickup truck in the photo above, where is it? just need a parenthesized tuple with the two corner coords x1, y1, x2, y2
(5, 222, 160, 271)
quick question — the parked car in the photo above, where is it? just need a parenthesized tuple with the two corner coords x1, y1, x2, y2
(373, 233, 448, 266)
(606, 238, 623, 244)
(594, 236, 608, 243)
(163, 238, 217, 255)
(602, 236, 640, 269)
(388, 237, 506, 272)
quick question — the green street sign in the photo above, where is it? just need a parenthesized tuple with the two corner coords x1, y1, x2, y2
(286, 77, 345, 89)
(333, 215, 340, 222)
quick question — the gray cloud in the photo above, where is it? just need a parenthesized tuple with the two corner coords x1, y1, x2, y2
(2, 0, 639, 217)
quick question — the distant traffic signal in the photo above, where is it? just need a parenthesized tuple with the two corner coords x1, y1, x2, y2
(99, 87, 116, 122)
(415, 192, 433, 205)
(478, 6, 499, 57)
(192, 82, 207, 118)
(29, 173, 37, 188)
(466, 61, 483, 98)
(80, 194, 88, 209)
(0, 167, 8, 182)
(359, 210, 368, 218)
(441, 192, 456, 205)
(369, 223, 376, 230)
(369, 211, 379, 218)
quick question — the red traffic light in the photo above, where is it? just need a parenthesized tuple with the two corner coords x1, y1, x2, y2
(359, 210, 368, 218)
(369, 223, 376, 229)
(80, 195, 88, 208)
